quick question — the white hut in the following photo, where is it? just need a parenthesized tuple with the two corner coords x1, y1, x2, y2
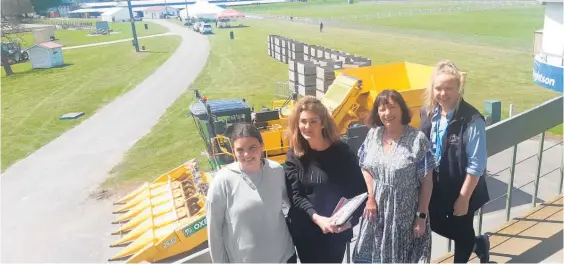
(27, 42, 64, 69)
(101, 7, 130, 22)
(142, 6, 179, 19)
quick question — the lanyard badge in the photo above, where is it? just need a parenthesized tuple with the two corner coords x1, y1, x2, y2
(434, 118, 448, 164)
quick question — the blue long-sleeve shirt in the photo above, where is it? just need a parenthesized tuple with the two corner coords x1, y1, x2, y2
(430, 107, 487, 177)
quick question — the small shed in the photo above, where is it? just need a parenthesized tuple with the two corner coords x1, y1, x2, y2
(27, 42, 64, 69)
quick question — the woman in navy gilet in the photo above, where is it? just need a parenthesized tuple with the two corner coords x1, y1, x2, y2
(420, 60, 491, 263)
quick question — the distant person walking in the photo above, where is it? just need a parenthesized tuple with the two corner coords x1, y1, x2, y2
(319, 22, 323, 32)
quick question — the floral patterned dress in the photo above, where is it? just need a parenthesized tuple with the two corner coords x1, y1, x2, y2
(352, 126, 437, 263)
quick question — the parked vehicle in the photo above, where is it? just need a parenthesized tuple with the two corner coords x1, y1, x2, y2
(192, 22, 200, 32)
(199, 24, 212, 34)
(1, 41, 29, 65)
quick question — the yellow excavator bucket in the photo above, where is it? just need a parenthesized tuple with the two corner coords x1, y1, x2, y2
(108, 159, 211, 263)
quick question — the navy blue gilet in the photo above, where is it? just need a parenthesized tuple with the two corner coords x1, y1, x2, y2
(420, 99, 490, 213)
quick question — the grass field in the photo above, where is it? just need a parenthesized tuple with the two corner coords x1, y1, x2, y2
(237, 2, 474, 18)
(235, 0, 533, 18)
(106, 11, 560, 185)
(2, 21, 168, 48)
(345, 7, 542, 38)
(240, 1, 543, 50)
(1, 35, 181, 171)
(341, 6, 544, 49)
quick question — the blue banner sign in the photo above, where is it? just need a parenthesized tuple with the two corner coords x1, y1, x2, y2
(533, 57, 563, 93)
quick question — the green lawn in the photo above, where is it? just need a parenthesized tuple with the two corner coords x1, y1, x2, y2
(1, 35, 181, 171)
(342, 6, 544, 49)
(3, 21, 168, 48)
(106, 17, 560, 185)
(236, 1, 474, 18)
(236, 1, 543, 50)
(349, 7, 544, 38)
(236, 0, 350, 12)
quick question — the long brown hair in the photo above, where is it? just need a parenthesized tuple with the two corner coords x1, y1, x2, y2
(286, 96, 341, 157)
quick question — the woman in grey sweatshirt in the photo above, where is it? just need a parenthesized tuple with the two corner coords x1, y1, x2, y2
(206, 123, 296, 263)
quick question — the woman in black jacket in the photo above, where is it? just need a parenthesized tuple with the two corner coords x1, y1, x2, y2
(421, 60, 491, 263)
(284, 96, 367, 263)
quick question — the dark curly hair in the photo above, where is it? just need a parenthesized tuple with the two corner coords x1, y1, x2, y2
(367, 89, 412, 127)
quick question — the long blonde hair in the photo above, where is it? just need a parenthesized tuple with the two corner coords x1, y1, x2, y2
(423, 60, 466, 116)
(286, 96, 341, 157)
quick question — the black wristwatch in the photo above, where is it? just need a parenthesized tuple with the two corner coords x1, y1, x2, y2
(416, 212, 427, 219)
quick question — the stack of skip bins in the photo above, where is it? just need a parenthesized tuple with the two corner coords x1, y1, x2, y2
(271, 35, 287, 62)
(294, 61, 317, 96)
(315, 60, 341, 99)
(288, 41, 305, 62)
(288, 59, 299, 94)
(305, 45, 321, 61)
(279, 37, 289, 64)
(267, 35, 274, 57)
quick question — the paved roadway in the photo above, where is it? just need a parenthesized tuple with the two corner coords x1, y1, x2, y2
(1, 20, 209, 262)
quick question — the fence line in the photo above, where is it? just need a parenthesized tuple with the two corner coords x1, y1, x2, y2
(256, 2, 537, 22)
(248, 2, 538, 50)
(242, 0, 538, 14)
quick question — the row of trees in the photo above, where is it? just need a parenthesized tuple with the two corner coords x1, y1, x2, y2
(1, 0, 63, 17)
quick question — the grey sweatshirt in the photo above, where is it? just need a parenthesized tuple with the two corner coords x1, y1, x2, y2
(206, 159, 295, 263)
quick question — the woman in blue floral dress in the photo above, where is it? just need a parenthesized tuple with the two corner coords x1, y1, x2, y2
(352, 90, 436, 263)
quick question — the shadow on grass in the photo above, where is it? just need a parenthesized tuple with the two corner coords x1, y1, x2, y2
(140, 50, 169, 54)
(3, 63, 74, 77)
(217, 25, 250, 29)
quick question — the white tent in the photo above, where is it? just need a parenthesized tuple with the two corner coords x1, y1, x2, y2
(101, 7, 130, 22)
(179, 0, 224, 19)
